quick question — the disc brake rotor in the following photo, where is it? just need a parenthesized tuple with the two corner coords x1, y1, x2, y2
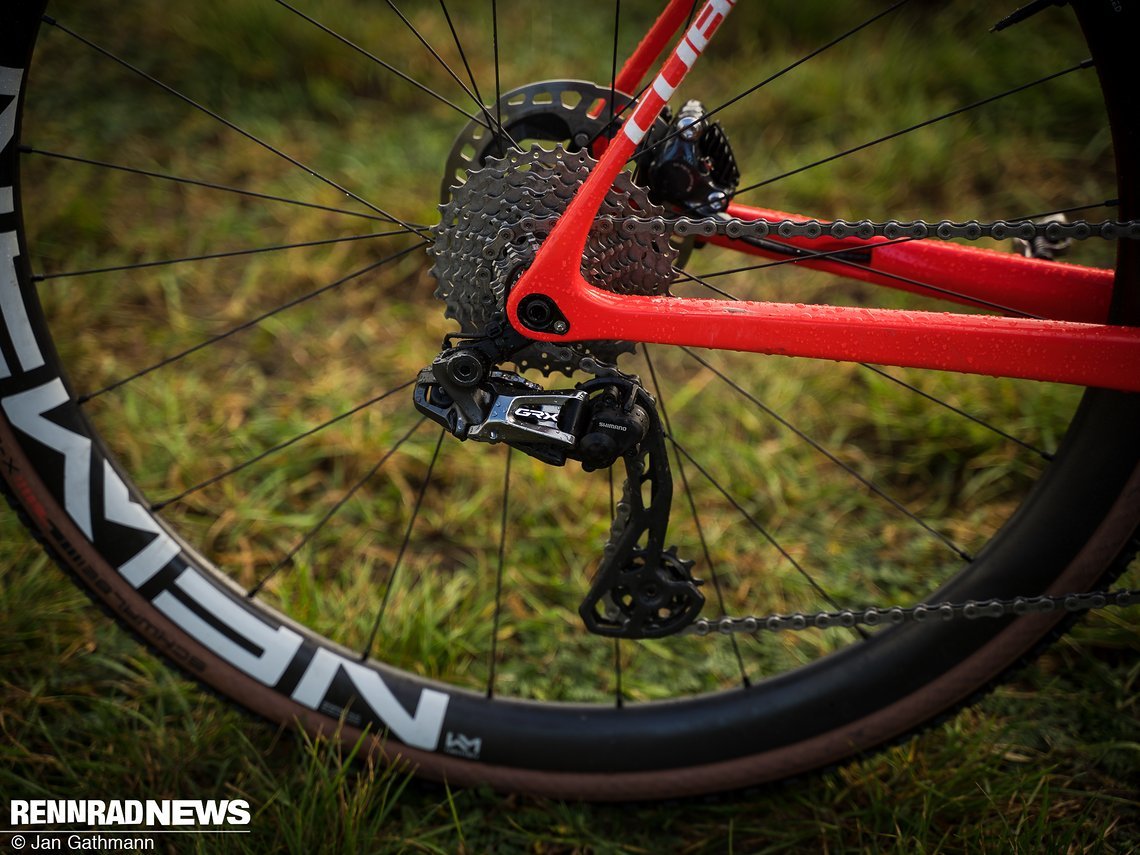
(440, 79, 636, 205)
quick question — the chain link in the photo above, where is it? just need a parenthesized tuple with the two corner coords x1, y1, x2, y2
(489, 212, 1140, 255)
(684, 588, 1140, 636)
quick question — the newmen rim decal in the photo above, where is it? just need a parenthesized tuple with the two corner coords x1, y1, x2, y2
(0, 6, 453, 761)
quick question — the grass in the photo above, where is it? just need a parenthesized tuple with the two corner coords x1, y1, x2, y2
(3, 0, 1140, 849)
(3, 537, 1138, 851)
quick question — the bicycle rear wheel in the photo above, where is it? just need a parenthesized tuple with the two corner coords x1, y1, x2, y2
(0, 0, 1137, 798)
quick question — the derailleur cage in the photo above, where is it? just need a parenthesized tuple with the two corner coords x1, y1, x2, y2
(578, 392, 706, 639)
(413, 341, 705, 638)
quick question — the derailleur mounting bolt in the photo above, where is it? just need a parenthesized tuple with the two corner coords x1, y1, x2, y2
(442, 350, 486, 387)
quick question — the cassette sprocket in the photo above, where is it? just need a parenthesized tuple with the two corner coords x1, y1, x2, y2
(430, 144, 678, 375)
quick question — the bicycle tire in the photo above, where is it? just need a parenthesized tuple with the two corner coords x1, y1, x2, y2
(1, 0, 1137, 800)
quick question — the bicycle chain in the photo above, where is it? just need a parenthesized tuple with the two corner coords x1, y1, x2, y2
(487, 209, 1140, 631)
(684, 588, 1140, 636)
(486, 212, 1140, 257)
(569, 210, 1140, 633)
(455, 156, 1140, 633)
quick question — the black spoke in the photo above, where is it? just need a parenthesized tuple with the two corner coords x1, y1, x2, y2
(739, 234, 1044, 318)
(694, 235, 916, 281)
(78, 242, 427, 402)
(643, 346, 751, 687)
(609, 1, 621, 132)
(682, 347, 973, 562)
(685, 0, 700, 27)
(440, 0, 485, 107)
(363, 428, 447, 661)
(738, 59, 1094, 196)
(385, 0, 475, 101)
(386, 0, 520, 151)
(1020, 199, 1119, 218)
(671, 265, 744, 300)
(492, 0, 503, 147)
(247, 416, 426, 599)
(580, 0, 701, 155)
(35, 230, 413, 281)
(20, 147, 400, 224)
(676, 257, 1053, 458)
(584, 77, 654, 152)
(627, 0, 914, 166)
(681, 232, 1037, 317)
(823, 249, 1043, 319)
(666, 434, 851, 614)
(860, 365, 1052, 460)
(44, 15, 427, 238)
(272, 0, 489, 138)
(487, 446, 512, 699)
(151, 379, 418, 511)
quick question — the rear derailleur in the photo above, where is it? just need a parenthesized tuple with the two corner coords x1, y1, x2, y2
(413, 326, 704, 639)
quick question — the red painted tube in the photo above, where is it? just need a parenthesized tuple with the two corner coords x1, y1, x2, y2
(524, 284, 1140, 392)
(509, 0, 1138, 391)
(614, 0, 694, 95)
(718, 203, 1114, 323)
(513, 0, 739, 326)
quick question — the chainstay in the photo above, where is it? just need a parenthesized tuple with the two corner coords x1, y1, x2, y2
(684, 588, 1140, 636)
(488, 213, 1140, 256)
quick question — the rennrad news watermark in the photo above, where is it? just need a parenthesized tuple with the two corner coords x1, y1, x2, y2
(9, 800, 250, 827)
(4, 800, 251, 851)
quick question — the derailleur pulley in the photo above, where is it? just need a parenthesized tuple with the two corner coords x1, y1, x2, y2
(413, 339, 705, 638)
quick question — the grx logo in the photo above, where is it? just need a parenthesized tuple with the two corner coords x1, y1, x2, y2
(514, 407, 559, 422)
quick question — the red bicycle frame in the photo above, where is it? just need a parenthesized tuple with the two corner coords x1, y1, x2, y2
(507, 0, 1140, 392)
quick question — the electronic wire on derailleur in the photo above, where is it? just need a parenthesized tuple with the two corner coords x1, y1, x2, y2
(413, 329, 705, 638)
